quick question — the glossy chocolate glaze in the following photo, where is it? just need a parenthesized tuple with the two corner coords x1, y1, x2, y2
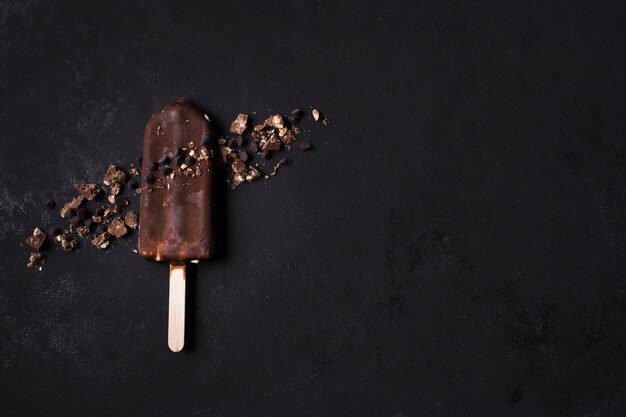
(138, 98, 215, 263)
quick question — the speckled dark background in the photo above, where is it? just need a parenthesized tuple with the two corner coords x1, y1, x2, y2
(2, 1, 626, 416)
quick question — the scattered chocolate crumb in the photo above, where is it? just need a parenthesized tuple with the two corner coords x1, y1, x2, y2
(25, 228, 46, 250)
(55, 234, 77, 252)
(110, 183, 122, 196)
(27, 252, 45, 270)
(124, 211, 139, 229)
(91, 232, 111, 249)
(107, 217, 128, 238)
(45, 199, 56, 210)
(73, 225, 90, 237)
(60, 197, 84, 218)
(73, 183, 102, 200)
(300, 141, 313, 151)
(262, 133, 281, 151)
(230, 114, 248, 135)
(103, 164, 126, 186)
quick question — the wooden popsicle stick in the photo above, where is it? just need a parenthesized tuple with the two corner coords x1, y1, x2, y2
(168, 263, 186, 352)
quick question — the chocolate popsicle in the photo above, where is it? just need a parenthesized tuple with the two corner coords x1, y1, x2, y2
(139, 98, 216, 352)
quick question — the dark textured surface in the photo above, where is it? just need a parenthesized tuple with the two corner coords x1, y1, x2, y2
(2, 1, 626, 416)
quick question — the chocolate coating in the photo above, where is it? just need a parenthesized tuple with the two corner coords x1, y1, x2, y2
(138, 98, 216, 263)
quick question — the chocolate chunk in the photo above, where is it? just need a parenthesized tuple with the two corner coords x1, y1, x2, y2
(124, 210, 139, 229)
(91, 232, 111, 249)
(300, 141, 313, 151)
(148, 160, 159, 171)
(158, 155, 171, 165)
(59, 197, 84, 218)
(129, 179, 139, 189)
(55, 234, 77, 252)
(264, 114, 284, 129)
(250, 141, 259, 153)
(25, 228, 46, 250)
(109, 183, 122, 196)
(246, 166, 261, 183)
(45, 199, 56, 210)
(145, 173, 155, 184)
(27, 252, 45, 270)
(73, 183, 102, 200)
(262, 133, 281, 151)
(103, 164, 126, 185)
(261, 150, 272, 160)
(159, 165, 171, 175)
(239, 151, 249, 162)
(48, 227, 62, 238)
(107, 217, 128, 238)
(230, 113, 248, 135)
(280, 130, 296, 146)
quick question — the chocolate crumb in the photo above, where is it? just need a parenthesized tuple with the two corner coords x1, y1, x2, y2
(55, 234, 77, 252)
(230, 113, 248, 135)
(110, 183, 122, 196)
(25, 228, 46, 250)
(124, 211, 139, 229)
(73, 183, 102, 200)
(45, 199, 56, 210)
(107, 195, 116, 204)
(103, 164, 126, 186)
(60, 197, 84, 218)
(91, 232, 111, 249)
(107, 217, 128, 238)
(27, 252, 45, 270)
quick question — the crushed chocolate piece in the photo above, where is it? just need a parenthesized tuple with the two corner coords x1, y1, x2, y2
(91, 232, 111, 249)
(262, 133, 281, 151)
(124, 211, 139, 229)
(128, 168, 139, 176)
(27, 252, 45, 270)
(280, 130, 296, 146)
(60, 197, 84, 218)
(45, 199, 56, 210)
(300, 141, 313, 151)
(264, 114, 284, 129)
(230, 113, 248, 135)
(312, 108, 320, 121)
(25, 228, 46, 250)
(55, 234, 77, 252)
(110, 182, 122, 196)
(107, 195, 116, 204)
(73, 183, 101, 200)
(103, 164, 126, 186)
(107, 217, 127, 238)
(246, 166, 261, 182)
(73, 225, 90, 237)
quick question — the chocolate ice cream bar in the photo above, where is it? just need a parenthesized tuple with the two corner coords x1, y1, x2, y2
(138, 98, 216, 352)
